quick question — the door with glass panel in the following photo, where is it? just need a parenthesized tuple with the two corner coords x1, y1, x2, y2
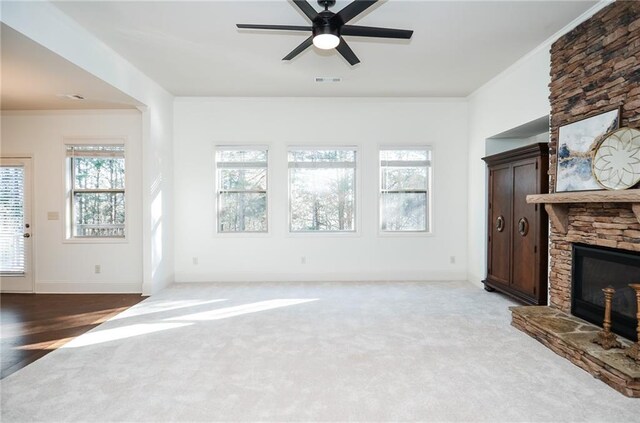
(0, 158, 33, 292)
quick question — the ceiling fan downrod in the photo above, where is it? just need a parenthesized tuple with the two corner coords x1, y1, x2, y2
(318, 0, 336, 11)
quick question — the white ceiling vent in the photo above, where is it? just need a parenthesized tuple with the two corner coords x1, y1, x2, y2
(315, 77, 342, 83)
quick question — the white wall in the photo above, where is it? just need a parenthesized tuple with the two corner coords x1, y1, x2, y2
(485, 132, 549, 157)
(466, 47, 552, 287)
(173, 98, 468, 282)
(1, 1, 175, 294)
(465, 1, 609, 288)
(1, 110, 143, 293)
(2, 0, 610, 292)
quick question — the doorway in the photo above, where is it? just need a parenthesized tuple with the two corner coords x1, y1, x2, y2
(0, 157, 33, 292)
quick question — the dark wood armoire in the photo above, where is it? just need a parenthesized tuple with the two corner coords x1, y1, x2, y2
(482, 143, 549, 305)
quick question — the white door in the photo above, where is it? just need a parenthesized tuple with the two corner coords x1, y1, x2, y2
(0, 158, 33, 292)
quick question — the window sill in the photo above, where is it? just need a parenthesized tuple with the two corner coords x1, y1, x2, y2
(214, 232, 272, 238)
(63, 237, 129, 245)
(377, 231, 434, 238)
(287, 231, 361, 238)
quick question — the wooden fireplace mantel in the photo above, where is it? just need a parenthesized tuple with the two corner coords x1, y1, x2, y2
(526, 189, 640, 234)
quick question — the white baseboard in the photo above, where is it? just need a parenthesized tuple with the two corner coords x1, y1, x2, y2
(174, 271, 468, 283)
(466, 273, 485, 289)
(35, 281, 142, 294)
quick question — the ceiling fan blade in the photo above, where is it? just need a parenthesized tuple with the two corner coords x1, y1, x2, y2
(335, 0, 378, 24)
(283, 36, 314, 61)
(336, 37, 360, 66)
(341, 25, 413, 39)
(237, 24, 311, 32)
(292, 0, 318, 21)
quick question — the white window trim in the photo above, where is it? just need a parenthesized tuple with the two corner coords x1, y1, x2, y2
(62, 137, 129, 244)
(213, 144, 271, 237)
(377, 144, 434, 237)
(286, 145, 361, 237)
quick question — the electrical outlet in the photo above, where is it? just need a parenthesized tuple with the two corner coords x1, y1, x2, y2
(450, 256, 456, 264)
(94, 264, 101, 274)
(193, 257, 199, 265)
(300, 256, 306, 264)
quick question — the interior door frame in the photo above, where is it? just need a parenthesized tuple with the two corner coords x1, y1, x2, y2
(0, 155, 35, 293)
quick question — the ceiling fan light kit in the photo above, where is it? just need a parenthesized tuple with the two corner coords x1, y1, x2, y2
(237, 0, 413, 66)
(313, 34, 340, 50)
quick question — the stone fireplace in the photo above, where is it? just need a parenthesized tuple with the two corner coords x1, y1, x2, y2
(510, 1, 640, 397)
(546, 0, 640, 314)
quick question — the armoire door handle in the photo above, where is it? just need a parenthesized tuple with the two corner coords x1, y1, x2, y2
(496, 216, 504, 232)
(518, 217, 529, 236)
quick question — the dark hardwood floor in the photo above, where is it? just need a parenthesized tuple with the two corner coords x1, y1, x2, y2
(0, 293, 145, 379)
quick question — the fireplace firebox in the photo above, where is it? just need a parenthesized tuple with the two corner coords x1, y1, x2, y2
(572, 243, 640, 342)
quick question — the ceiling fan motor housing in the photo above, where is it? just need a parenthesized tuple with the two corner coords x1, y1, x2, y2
(312, 11, 342, 38)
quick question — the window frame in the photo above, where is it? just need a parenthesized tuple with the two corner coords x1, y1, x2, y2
(214, 145, 270, 235)
(287, 146, 360, 236)
(377, 145, 433, 236)
(63, 138, 129, 244)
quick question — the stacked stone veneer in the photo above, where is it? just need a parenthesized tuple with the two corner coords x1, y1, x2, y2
(548, 1, 640, 312)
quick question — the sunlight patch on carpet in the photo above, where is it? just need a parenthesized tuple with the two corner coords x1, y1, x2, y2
(62, 323, 191, 348)
(167, 299, 319, 321)
(109, 299, 228, 321)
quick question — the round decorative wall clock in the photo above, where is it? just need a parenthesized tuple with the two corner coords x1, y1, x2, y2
(592, 127, 640, 190)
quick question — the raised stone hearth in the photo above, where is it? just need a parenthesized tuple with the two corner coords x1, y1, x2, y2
(511, 306, 640, 398)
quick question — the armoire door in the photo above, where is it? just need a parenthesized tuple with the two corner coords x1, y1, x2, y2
(511, 159, 538, 296)
(488, 165, 511, 286)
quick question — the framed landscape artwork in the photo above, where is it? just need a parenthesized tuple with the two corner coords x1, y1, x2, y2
(556, 107, 620, 192)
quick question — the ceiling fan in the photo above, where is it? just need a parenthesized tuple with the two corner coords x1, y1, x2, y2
(237, 0, 413, 66)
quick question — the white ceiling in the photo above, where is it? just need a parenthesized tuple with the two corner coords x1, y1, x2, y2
(0, 24, 142, 110)
(51, 0, 597, 97)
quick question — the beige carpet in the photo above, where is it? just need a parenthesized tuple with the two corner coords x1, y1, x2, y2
(1, 281, 639, 422)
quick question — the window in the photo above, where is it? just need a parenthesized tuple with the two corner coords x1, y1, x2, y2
(288, 148, 356, 232)
(66, 144, 125, 238)
(379, 148, 431, 232)
(215, 147, 268, 233)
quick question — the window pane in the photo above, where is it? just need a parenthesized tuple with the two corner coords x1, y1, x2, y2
(380, 148, 430, 232)
(381, 192, 427, 231)
(74, 157, 125, 189)
(288, 150, 355, 163)
(215, 148, 268, 233)
(380, 150, 429, 161)
(73, 192, 125, 237)
(290, 168, 355, 231)
(382, 166, 427, 191)
(0, 166, 25, 274)
(219, 168, 267, 191)
(217, 150, 267, 162)
(219, 192, 267, 232)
